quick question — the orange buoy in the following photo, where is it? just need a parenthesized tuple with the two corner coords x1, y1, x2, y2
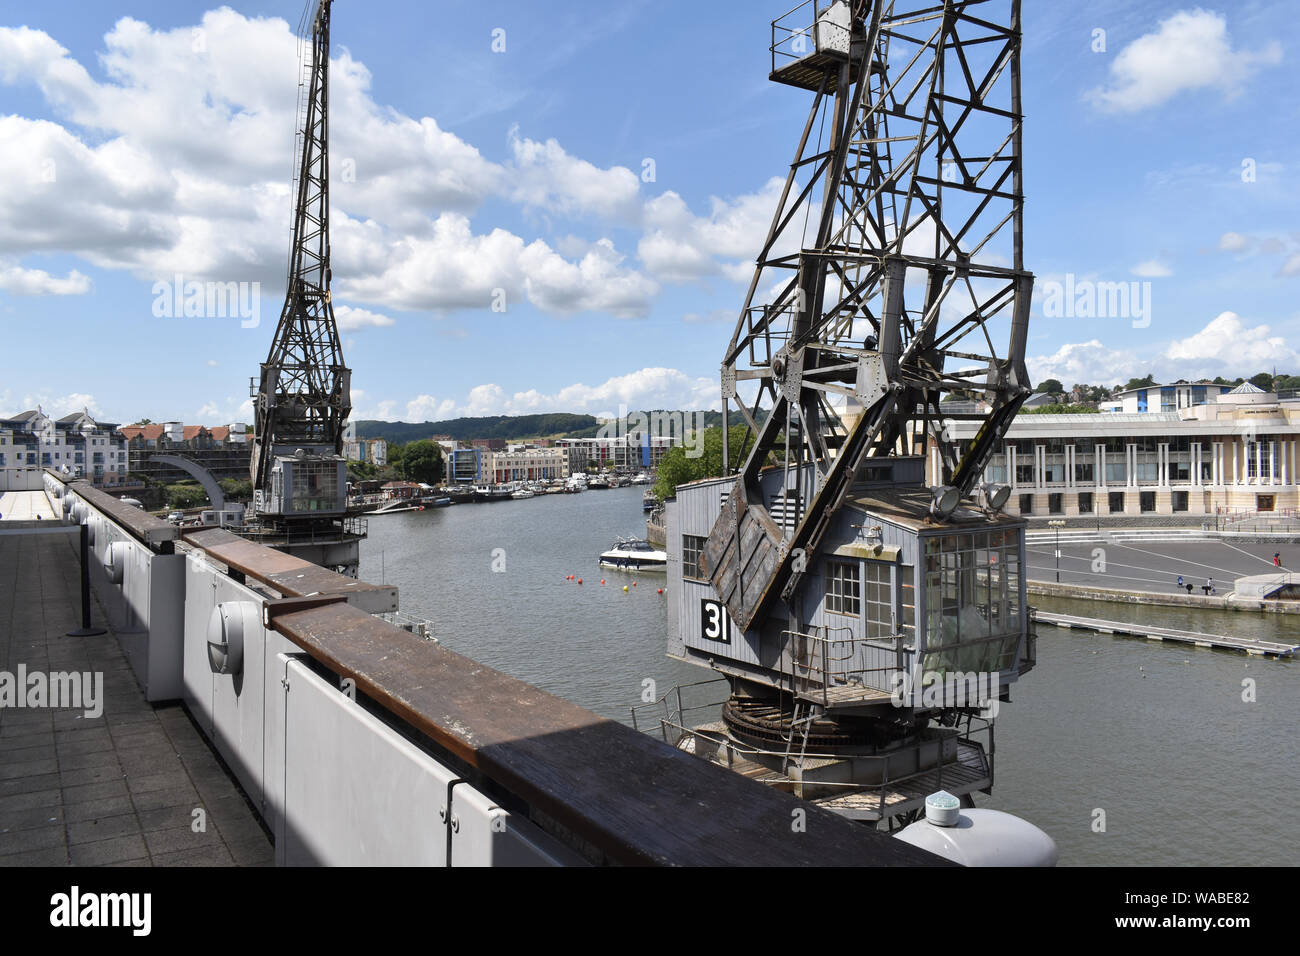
(632, 581, 637, 587)
(577, 578, 582, 584)
(601, 579, 606, 585)
(657, 588, 663, 594)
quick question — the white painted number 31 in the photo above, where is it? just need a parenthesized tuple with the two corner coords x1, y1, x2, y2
(700, 599, 732, 644)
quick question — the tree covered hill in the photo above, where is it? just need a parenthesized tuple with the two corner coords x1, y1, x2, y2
(355, 414, 598, 444)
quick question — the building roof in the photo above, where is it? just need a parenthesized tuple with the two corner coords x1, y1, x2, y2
(1112, 380, 1231, 398)
(847, 486, 1024, 533)
(1229, 381, 1266, 394)
(120, 425, 166, 441)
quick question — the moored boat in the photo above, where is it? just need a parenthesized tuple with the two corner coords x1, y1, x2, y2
(598, 536, 668, 571)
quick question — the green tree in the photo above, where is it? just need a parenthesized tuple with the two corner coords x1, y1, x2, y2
(653, 425, 752, 500)
(1023, 403, 1100, 415)
(1035, 378, 1064, 395)
(400, 440, 445, 485)
(219, 477, 253, 501)
(165, 483, 208, 509)
(1249, 372, 1275, 391)
(1123, 374, 1157, 391)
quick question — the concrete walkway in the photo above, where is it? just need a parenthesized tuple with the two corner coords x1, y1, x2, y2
(0, 491, 56, 522)
(0, 530, 272, 866)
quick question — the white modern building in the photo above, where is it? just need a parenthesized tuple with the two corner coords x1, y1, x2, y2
(0, 408, 129, 491)
(1102, 381, 1236, 415)
(935, 384, 1300, 517)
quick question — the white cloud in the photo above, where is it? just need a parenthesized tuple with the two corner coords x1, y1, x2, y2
(1212, 231, 1300, 276)
(1087, 10, 1281, 113)
(0, 261, 92, 295)
(506, 128, 641, 221)
(19, 391, 103, 418)
(1130, 259, 1172, 278)
(1218, 231, 1250, 252)
(338, 214, 656, 317)
(1164, 311, 1298, 367)
(404, 394, 459, 422)
(0, 14, 666, 321)
(1027, 339, 1142, 388)
(1029, 312, 1299, 386)
(334, 304, 395, 330)
(637, 178, 786, 282)
(371, 367, 721, 422)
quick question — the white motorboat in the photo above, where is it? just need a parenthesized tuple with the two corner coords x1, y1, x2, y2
(598, 537, 668, 571)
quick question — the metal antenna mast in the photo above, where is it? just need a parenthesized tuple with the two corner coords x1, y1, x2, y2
(250, 0, 351, 525)
(705, 0, 1033, 633)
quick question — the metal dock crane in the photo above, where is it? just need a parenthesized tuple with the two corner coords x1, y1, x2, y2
(661, 0, 1039, 826)
(246, 0, 363, 573)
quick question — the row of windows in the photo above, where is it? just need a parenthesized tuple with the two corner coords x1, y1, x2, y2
(1004, 437, 1248, 455)
(1004, 460, 1231, 485)
(1019, 490, 1191, 513)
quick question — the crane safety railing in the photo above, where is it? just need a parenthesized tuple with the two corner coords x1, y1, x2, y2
(782, 623, 912, 709)
(238, 514, 367, 545)
(650, 710, 995, 821)
(770, 0, 851, 74)
(629, 677, 730, 741)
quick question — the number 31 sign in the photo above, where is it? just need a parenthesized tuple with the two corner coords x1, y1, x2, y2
(700, 598, 732, 644)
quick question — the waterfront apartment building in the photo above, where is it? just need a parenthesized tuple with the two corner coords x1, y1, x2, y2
(0, 408, 129, 491)
(556, 434, 677, 472)
(343, 437, 388, 466)
(935, 383, 1300, 517)
(485, 446, 569, 483)
(119, 421, 251, 485)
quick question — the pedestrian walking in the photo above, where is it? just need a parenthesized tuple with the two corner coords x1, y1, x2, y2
(1176, 574, 1184, 588)
(1274, 552, 1281, 567)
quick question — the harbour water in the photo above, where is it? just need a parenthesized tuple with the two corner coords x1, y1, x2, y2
(360, 486, 1300, 866)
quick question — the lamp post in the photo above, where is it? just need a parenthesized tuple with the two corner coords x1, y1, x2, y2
(1048, 519, 1067, 584)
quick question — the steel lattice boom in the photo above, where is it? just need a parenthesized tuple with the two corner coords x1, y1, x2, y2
(251, 0, 350, 505)
(703, 0, 1033, 633)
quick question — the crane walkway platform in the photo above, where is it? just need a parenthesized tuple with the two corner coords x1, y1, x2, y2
(1033, 610, 1298, 658)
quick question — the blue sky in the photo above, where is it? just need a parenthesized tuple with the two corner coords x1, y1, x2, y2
(0, 0, 1296, 425)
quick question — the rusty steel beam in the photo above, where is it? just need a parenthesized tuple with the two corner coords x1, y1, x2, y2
(70, 479, 178, 549)
(184, 527, 396, 613)
(270, 600, 950, 868)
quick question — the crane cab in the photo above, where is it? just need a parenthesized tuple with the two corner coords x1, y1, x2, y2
(664, 462, 1034, 821)
(254, 448, 347, 517)
(669, 462, 1032, 713)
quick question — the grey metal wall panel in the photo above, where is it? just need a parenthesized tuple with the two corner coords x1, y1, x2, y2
(276, 655, 457, 865)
